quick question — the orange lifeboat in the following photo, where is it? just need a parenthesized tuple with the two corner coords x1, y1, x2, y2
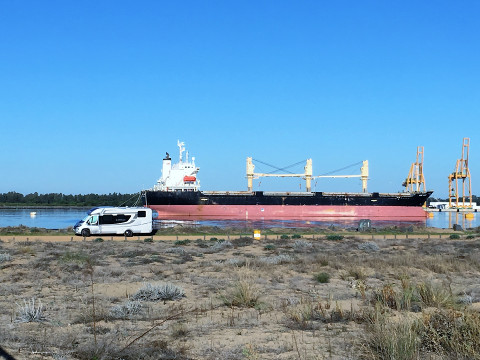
(184, 176, 196, 182)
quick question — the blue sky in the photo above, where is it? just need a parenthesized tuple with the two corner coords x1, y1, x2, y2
(1, 1, 478, 198)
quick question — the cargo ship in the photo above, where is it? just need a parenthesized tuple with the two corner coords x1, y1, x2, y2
(143, 141, 432, 220)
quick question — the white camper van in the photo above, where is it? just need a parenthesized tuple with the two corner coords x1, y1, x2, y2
(74, 207, 153, 237)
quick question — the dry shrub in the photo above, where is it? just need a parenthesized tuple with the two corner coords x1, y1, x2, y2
(293, 240, 313, 252)
(132, 283, 186, 302)
(366, 308, 421, 360)
(417, 281, 454, 308)
(0, 252, 11, 262)
(231, 237, 254, 247)
(109, 300, 143, 319)
(421, 309, 480, 359)
(372, 280, 417, 311)
(420, 255, 452, 274)
(341, 266, 369, 281)
(171, 322, 190, 339)
(284, 298, 357, 329)
(286, 302, 316, 329)
(222, 279, 261, 308)
(16, 297, 46, 323)
(257, 254, 294, 266)
(73, 337, 190, 360)
(373, 284, 398, 310)
(222, 267, 262, 308)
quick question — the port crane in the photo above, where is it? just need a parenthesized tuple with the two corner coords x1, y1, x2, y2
(448, 137, 472, 208)
(402, 146, 426, 193)
(246, 158, 369, 193)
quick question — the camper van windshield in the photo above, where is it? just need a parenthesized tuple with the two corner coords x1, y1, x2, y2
(88, 215, 99, 225)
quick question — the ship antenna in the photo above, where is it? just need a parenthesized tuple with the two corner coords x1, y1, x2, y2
(177, 140, 185, 163)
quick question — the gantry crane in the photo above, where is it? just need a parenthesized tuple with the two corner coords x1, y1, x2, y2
(448, 137, 472, 208)
(246, 158, 369, 193)
(402, 146, 426, 193)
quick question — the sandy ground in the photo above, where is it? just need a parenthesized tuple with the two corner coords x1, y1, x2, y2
(1, 233, 479, 359)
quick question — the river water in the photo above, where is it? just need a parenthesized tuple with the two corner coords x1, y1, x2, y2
(0, 208, 479, 230)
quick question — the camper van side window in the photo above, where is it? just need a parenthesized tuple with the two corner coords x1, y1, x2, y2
(88, 215, 99, 225)
(138, 211, 146, 218)
(100, 215, 114, 225)
(114, 214, 131, 223)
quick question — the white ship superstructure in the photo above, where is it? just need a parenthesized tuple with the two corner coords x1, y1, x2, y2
(152, 140, 200, 191)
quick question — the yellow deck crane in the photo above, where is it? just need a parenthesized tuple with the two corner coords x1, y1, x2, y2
(402, 146, 426, 193)
(448, 137, 472, 208)
(246, 158, 369, 193)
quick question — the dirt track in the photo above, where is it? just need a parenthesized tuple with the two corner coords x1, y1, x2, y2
(0, 232, 454, 243)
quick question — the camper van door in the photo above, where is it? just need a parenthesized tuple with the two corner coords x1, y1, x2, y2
(87, 215, 100, 234)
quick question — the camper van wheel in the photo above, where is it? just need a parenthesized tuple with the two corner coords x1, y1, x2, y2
(124, 230, 133, 237)
(81, 229, 90, 237)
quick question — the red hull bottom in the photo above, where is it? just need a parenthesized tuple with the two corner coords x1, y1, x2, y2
(148, 205, 428, 221)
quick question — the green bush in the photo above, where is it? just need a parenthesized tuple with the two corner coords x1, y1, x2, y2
(174, 239, 191, 246)
(280, 234, 290, 240)
(60, 251, 89, 263)
(263, 244, 276, 251)
(144, 237, 153, 243)
(291, 234, 302, 239)
(93, 237, 104, 242)
(449, 234, 460, 240)
(314, 272, 330, 283)
(466, 234, 475, 239)
(326, 234, 344, 241)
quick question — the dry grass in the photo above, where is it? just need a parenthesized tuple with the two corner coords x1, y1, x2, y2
(221, 266, 263, 308)
(0, 235, 479, 359)
(366, 309, 421, 360)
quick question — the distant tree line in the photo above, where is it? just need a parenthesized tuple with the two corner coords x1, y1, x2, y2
(0, 192, 140, 207)
(427, 195, 479, 204)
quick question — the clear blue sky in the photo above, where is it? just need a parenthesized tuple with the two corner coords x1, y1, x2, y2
(1, 1, 478, 198)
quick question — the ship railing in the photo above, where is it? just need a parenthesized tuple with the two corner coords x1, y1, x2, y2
(202, 191, 256, 195)
(262, 192, 315, 196)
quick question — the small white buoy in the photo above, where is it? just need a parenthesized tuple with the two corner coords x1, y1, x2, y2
(30, 212, 36, 217)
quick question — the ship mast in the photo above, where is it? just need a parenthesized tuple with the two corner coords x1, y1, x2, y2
(178, 140, 185, 163)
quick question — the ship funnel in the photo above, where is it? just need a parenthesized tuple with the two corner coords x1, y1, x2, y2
(162, 156, 172, 179)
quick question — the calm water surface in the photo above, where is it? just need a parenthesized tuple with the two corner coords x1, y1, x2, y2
(0, 208, 479, 230)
